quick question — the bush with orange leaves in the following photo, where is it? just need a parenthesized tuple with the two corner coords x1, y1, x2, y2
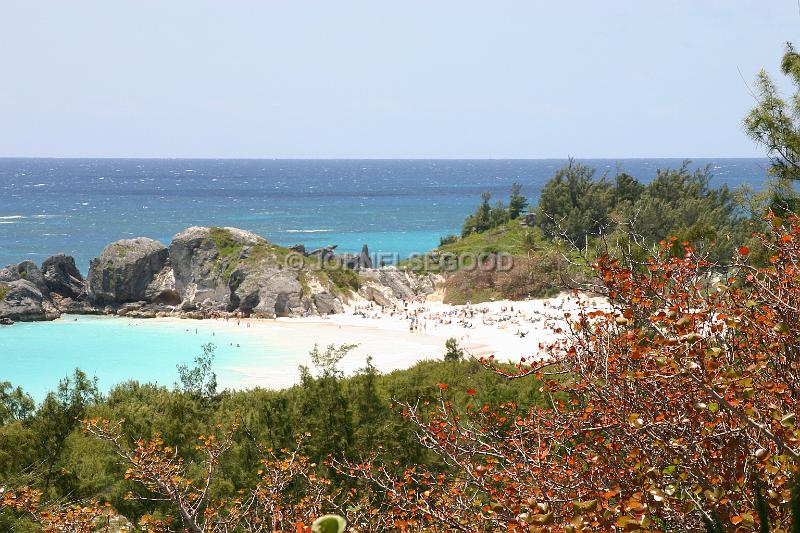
(334, 215, 800, 531)
(0, 485, 114, 532)
(2, 416, 366, 532)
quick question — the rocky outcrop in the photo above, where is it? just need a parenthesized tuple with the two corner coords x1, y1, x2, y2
(87, 238, 169, 305)
(42, 254, 84, 299)
(308, 245, 337, 261)
(0, 255, 94, 320)
(359, 267, 439, 302)
(1, 227, 443, 321)
(169, 226, 315, 317)
(145, 264, 180, 305)
(0, 279, 59, 321)
(313, 291, 344, 314)
(359, 244, 373, 269)
(40, 253, 94, 312)
(0, 260, 49, 295)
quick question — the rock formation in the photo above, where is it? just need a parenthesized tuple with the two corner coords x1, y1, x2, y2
(0, 259, 65, 321)
(0, 227, 441, 322)
(87, 238, 169, 305)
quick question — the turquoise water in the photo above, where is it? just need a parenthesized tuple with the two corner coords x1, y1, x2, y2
(0, 315, 279, 400)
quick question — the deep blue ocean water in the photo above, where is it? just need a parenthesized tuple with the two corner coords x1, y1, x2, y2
(0, 158, 771, 273)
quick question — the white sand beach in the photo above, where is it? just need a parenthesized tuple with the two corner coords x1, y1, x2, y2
(159, 292, 605, 390)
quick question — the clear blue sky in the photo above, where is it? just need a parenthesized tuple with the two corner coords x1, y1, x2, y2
(0, 1, 796, 158)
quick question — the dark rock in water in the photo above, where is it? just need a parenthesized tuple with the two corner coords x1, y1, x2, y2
(308, 245, 337, 261)
(0, 279, 59, 321)
(359, 244, 373, 269)
(289, 244, 306, 255)
(42, 254, 85, 299)
(87, 237, 169, 305)
(0, 317, 13, 325)
(333, 245, 372, 271)
(313, 292, 344, 314)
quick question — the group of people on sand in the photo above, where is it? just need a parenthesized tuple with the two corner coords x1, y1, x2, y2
(349, 296, 569, 340)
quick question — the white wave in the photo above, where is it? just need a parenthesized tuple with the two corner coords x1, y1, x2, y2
(0, 215, 24, 220)
(285, 229, 334, 234)
(32, 183, 46, 187)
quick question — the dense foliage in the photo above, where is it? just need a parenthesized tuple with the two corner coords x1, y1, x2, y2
(436, 157, 750, 304)
(461, 183, 528, 238)
(0, 351, 546, 531)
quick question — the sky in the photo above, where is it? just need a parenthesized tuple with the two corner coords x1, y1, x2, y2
(0, 1, 797, 159)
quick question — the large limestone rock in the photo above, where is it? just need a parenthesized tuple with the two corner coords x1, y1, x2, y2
(0, 279, 58, 321)
(87, 238, 169, 305)
(41, 254, 93, 312)
(358, 267, 441, 306)
(145, 264, 180, 305)
(0, 261, 49, 295)
(42, 254, 85, 299)
(229, 266, 308, 317)
(169, 226, 266, 308)
(313, 291, 344, 314)
(169, 226, 310, 316)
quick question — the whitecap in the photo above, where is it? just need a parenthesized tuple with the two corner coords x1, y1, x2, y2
(32, 183, 46, 187)
(285, 229, 334, 233)
(0, 215, 24, 220)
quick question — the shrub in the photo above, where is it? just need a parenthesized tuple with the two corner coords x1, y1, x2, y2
(444, 338, 464, 362)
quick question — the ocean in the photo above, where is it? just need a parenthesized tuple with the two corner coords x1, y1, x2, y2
(0, 158, 771, 272)
(0, 158, 772, 399)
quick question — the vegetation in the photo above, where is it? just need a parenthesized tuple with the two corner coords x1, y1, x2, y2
(112, 243, 129, 258)
(6, 38, 800, 533)
(427, 157, 752, 303)
(0, 282, 10, 300)
(323, 264, 361, 294)
(461, 183, 527, 238)
(338, 218, 800, 530)
(443, 337, 464, 362)
(744, 43, 800, 186)
(0, 342, 548, 531)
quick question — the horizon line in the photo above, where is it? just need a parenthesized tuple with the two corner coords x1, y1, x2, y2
(0, 155, 770, 161)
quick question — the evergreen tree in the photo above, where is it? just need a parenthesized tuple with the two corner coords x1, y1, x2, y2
(744, 42, 800, 213)
(32, 369, 99, 495)
(508, 182, 528, 219)
(461, 191, 493, 237)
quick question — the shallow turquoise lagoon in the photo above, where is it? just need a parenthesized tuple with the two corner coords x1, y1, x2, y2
(0, 315, 279, 401)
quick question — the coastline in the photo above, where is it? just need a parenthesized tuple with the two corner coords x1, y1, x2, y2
(145, 291, 599, 390)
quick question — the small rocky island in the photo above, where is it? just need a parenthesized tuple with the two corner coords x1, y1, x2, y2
(0, 226, 439, 323)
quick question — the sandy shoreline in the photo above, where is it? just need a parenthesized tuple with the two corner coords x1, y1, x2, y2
(152, 292, 601, 389)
